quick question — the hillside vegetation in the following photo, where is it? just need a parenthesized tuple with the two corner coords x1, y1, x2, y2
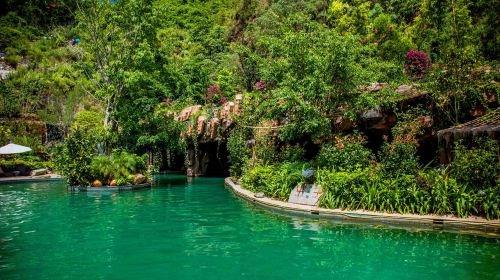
(0, 0, 498, 218)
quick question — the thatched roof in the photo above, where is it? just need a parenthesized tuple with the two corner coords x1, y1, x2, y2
(437, 109, 500, 144)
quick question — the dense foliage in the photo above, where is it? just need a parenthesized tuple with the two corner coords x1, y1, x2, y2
(0, 156, 53, 173)
(317, 168, 499, 220)
(91, 151, 147, 185)
(450, 139, 499, 190)
(53, 129, 95, 186)
(241, 161, 307, 201)
(227, 127, 251, 177)
(316, 135, 374, 171)
(0, 0, 498, 217)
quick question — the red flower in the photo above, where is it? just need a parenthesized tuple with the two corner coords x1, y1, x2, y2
(404, 50, 430, 79)
(206, 84, 225, 104)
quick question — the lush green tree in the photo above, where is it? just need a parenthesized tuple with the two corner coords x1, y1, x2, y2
(75, 0, 158, 131)
(469, 0, 499, 60)
(1, 0, 499, 185)
(53, 129, 96, 186)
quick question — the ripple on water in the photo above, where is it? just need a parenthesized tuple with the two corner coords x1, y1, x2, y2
(0, 176, 499, 280)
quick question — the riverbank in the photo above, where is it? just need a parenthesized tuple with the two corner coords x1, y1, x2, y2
(224, 177, 500, 234)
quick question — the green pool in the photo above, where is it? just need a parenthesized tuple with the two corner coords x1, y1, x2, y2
(1, 175, 499, 279)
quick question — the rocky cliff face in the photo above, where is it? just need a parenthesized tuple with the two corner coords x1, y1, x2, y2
(175, 94, 242, 176)
(176, 84, 435, 176)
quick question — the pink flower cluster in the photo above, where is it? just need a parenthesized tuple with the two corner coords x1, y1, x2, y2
(404, 50, 429, 79)
(207, 85, 221, 98)
(206, 85, 227, 105)
(254, 80, 275, 92)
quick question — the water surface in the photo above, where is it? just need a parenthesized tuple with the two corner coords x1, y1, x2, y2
(1, 175, 499, 279)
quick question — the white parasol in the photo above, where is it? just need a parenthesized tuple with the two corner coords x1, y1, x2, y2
(0, 143, 32, 155)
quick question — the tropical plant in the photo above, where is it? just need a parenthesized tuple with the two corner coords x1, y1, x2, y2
(227, 127, 250, 177)
(479, 186, 500, 220)
(450, 138, 499, 190)
(379, 135, 419, 176)
(53, 129, 96, 186)
(314, 167, 498, 219)
(241, 162, 307, 200)
(91, 150, 147, 185)
(316, 135, 375, 171)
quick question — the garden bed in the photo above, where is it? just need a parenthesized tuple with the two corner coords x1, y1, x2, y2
(225, 178, 500, 234)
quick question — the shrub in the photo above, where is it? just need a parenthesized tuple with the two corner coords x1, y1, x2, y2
(379, 135, 419, 176)
(404, 50, 429, 79)
(254, 80, 275, 92)
(205, 85, 227, 105)
(370, 13, 414, 61)
(227, 128, 250, 177)
(241, 162, 306, 200)
(71, 109, 105, 142)
(316, 135, 375, 171)
(91, 151, 147, 185)
(0, 125, 11, 145)
(316, 167, 497, 219)
(0, 156, 53, 172)
(450, 138, 499, 190)
(279, 144, 304, 162)
(0, 83, 21, 118)
(241, 164, 276, 195)
(53, 130, 96, 186)
(254, 132, 280, 164)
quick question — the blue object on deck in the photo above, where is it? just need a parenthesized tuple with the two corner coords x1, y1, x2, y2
(301, 167, 315, 179)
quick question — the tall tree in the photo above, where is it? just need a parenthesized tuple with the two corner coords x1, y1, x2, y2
(75, 0, 156, 132)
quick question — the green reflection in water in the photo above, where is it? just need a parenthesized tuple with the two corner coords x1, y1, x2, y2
(0, 175, 499, 279)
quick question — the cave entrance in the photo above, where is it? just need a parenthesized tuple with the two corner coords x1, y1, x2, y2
(199, 141, 230, 177)
(186, 141, 230, 177)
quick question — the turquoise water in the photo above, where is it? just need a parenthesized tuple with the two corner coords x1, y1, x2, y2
(0, 175, 499, 280)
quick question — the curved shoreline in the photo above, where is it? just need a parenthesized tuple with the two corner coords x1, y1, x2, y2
(224, 177, 500, 234)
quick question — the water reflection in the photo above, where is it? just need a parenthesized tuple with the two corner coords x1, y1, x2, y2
(292, 218, 322, 232)
(0, 176, 499, 280)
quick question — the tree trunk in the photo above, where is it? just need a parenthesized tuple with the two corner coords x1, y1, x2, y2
(103, 96, 114, 129)
(103, 94, 115, 154)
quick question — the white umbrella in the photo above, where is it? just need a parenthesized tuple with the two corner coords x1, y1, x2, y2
(0, 143, 32, 154)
